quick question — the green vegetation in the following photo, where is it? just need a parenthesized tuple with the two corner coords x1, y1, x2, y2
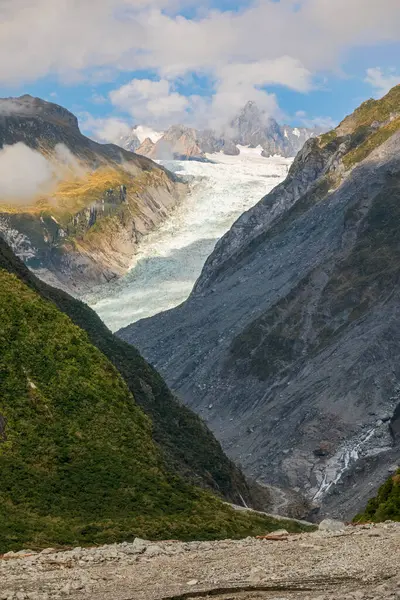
(343, 116, 400, 169)
(341, 85, 400, 132)
(0, 236, 252, 506)
(0, 268, 314, 552)
(354, 470, 400, 522)
(318, 129, 337, 147)
(318, 84, 400, 170)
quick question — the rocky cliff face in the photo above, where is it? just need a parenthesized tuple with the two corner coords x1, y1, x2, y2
(130, 101, 317, 160)
(0, 95, 185, 293)
(119, 85, 400, 520)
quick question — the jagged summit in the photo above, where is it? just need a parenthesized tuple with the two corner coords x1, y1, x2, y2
(124, 101, 319, 160)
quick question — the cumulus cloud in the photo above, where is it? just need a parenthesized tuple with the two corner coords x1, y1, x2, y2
(0, 142, 86, 204)
(1, 1, 399, 84)
(80, 114, 132, 143)
(4, 1, 400, 133)
(365, 67, 400, 97)
(107, 57, 311, 130)
(53, 143, 87, 178)
(110, 79, 190, 126)
(0, 98, 33, 116)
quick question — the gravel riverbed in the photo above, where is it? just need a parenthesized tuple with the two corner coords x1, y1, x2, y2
(1, 522, 399, 600)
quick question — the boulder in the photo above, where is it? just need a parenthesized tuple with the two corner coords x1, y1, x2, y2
(318, 519, 346, 532)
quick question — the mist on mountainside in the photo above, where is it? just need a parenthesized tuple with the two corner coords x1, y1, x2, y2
(0, 142, 88, 204)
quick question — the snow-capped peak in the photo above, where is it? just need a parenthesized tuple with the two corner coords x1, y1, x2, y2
(134, 125, 163, 144)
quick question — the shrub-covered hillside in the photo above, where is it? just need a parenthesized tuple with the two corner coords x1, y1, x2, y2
(0, 236, 255, 508)
(355, 470, 400, 523)
(0, 268, 313, 552)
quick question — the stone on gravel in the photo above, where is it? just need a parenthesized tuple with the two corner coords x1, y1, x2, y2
(127, 538, 148, 554)
(144, 545, 164, 557)
(319, 519, 346, 532)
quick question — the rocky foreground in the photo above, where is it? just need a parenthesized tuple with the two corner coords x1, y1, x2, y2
(1, 522, 399, 600)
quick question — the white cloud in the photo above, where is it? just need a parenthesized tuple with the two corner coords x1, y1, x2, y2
(0, 143, 54, 202)
(3, 1, 400, 132)
(296, 114, 337, 131)
(365, 67, 400, 97)
(79, 113, 131, 143)
(90, 92, 108, 105)
(1, 1, 399, 85)
(107, 57, 311, 130)
(0, 142, 85, 203)
(110, 79, 190, 126)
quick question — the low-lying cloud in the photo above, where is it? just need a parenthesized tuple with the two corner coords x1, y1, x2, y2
(0, 142, 86, 204)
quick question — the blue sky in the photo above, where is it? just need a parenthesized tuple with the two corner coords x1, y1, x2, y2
(0, 1, 399, 141)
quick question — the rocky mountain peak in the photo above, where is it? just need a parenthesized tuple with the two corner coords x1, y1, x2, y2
(129, 101, 318, 160)
(0, 94, 80, 131)
(230, 101, 270, 142)
(136, 137, 156, 157)
(119, 129, 141, 152)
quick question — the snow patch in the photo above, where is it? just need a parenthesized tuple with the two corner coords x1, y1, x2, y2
(235, 145, 264, 156)
(312, 424, 393, 501)
(293, 128, 301, 138)
(0, 218, 37, 261)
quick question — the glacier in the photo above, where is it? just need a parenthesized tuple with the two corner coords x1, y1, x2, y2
(84, 149, 292, 332)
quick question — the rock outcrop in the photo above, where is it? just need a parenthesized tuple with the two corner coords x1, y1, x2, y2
(0, 95, 186, 293)
(119, 85, 400, 520)
(136, 136, 156, 157)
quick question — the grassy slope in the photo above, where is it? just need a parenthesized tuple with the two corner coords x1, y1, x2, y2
(0, 237, 255, 507)
(0, 268, 313, 552)
(355, 470, 400, 522)
(319, 85, 400, 169)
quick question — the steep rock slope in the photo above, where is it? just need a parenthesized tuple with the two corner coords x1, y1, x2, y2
(0, 95, 185, 292)
(0, 266, 312, 553)
(132, 101, 316, 160)
(120, 86, 400, 520)
(0, 236, 265, 510)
